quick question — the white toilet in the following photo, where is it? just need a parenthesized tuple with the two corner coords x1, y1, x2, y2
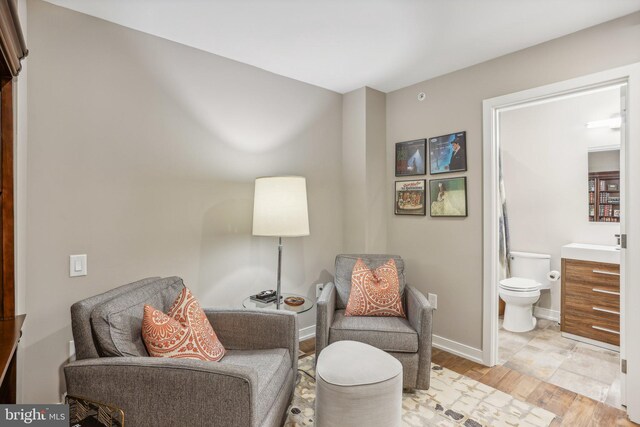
(499, 251, 552, 333)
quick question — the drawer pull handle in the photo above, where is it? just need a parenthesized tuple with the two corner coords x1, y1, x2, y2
(593, 306, 620, 315)
(592, 325, 620, 335)
(592, 288, 620, 296)
(592, 269, 620, 277)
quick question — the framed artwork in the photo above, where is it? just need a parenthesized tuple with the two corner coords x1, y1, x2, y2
(429, 177, 468, 217)
(429, 131, 467, 174)
(395, 139, 426, 176)
(395, 180, 426, 216)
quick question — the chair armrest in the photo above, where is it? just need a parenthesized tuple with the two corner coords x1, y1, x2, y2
(64, 357, 257, 427)
(316, 282, 336, 359)
(204, 308, 298, 373)
(405, 285, 433, 389)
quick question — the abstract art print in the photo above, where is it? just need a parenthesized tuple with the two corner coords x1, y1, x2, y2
(429, 177, 467, 217)
(395, 180, 426, 216)
(396, 139, 426, 176)
(429, 131, 467, 174)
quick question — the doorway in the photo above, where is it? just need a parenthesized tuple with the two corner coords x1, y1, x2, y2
(482, 63, 640, 422)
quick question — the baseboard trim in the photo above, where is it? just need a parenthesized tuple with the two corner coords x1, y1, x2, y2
(299, 327, 483, 364)
(533, 306, 560, 322)
(432, 335, 483, 364)
(561, 331, 620, 352)
(299, 325, 316, 341)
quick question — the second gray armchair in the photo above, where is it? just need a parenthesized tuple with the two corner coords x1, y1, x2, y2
(316, 254, 433, 390)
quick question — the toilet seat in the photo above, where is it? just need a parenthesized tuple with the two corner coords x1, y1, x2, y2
(498, 287, 540, 299)
(499, 277, 540, 292)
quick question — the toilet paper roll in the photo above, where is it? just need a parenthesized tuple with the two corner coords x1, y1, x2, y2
(547, 270, 561, 282)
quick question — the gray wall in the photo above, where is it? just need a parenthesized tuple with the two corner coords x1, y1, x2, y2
(364, 88, 387, 253)
(341, 87, 387, 253)
(24, 0, 342, 403)
(386, 12, 640, 349)
(342, 88, 367, 252)
(501, 88, 621, 314)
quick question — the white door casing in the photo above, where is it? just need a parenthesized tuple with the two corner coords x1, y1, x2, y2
(482, 63, 639, 421)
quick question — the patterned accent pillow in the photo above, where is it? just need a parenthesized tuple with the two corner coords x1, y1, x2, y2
(345, 258, 406, 317)
(142, 287, 225, 361)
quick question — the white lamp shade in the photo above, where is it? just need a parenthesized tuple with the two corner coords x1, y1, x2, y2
(252, 176, 310, 237)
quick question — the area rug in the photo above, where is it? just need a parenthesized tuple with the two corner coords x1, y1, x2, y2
(285, 355, 555, 427)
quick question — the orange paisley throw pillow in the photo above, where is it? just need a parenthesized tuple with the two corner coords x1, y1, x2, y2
(345, 258, 406, 317)
(142, 287, 225, 361)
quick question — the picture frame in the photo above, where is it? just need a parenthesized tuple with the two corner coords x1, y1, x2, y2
(429, 177, 468, 217)
(395, 180, 426, 216)
(395, 139, 426, 176)
(429, 131, 467, 174)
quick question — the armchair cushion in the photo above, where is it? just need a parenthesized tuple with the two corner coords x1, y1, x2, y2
(329, 309, 418, 353)
(220, 348, 291, 422)
(90, 276, 185, 357)
(334, 254, 406, 309)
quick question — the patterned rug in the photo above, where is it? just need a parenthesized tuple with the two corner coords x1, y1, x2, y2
(285, 355, 555, 427)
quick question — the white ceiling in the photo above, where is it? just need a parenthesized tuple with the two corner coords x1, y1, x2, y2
(44, 0, 640, 93)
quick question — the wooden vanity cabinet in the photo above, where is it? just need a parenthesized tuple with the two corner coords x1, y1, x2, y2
(561, 258, 620, 346)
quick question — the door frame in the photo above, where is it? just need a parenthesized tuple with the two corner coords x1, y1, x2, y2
(482, 62, 640, 421)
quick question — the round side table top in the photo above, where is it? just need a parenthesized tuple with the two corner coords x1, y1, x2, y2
(242, 292, 314, 314)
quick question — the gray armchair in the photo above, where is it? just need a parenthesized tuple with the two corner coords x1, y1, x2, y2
(65, 276, 298, 427)
(316, 254, 433, 390)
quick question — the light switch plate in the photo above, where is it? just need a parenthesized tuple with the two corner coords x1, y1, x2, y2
(69, 254, 87, 277)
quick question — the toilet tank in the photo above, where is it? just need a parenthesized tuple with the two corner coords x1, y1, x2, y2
(509, 251, 551, 289)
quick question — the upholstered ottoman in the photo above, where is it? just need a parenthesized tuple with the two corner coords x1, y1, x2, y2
(315, 340, 403, 427)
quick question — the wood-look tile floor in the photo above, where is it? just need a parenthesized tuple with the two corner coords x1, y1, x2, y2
(499, 318, 621, 407)
(299, 338, 637, 426)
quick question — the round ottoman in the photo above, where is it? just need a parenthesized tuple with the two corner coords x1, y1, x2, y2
(315, 340, 403, 427)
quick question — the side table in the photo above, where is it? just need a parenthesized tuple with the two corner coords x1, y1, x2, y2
(242, 293, 314, 314)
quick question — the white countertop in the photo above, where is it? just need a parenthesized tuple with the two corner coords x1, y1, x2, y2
(561, 243, 620, 264)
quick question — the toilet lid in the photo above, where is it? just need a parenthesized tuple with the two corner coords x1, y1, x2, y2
(499, 277, 540, 291)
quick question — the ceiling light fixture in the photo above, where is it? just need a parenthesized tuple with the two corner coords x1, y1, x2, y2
(586, 117, 622, 129)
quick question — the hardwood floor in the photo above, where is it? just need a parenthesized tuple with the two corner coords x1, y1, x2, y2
(299, 338, 637, 426)
(299, 337, 315, 357)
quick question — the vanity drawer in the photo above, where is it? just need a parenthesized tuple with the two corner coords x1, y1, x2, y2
(562, 312, 620, 346)
(563, 283, 620, 310)
(564, 292, 620, 315)
(563, 259, 620, 291)
(564, 278, 620, 296)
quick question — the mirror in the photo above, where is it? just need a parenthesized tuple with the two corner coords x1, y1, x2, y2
(588, 149, 620, 223)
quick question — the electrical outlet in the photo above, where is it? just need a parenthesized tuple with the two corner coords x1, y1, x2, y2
(316, 283, 325, 299)
(428, 293, 438, 310)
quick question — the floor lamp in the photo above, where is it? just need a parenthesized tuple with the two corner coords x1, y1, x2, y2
(252, 176, 310, 309)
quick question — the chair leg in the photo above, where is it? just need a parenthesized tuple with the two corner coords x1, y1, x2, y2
(403, 387, 415, 394)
